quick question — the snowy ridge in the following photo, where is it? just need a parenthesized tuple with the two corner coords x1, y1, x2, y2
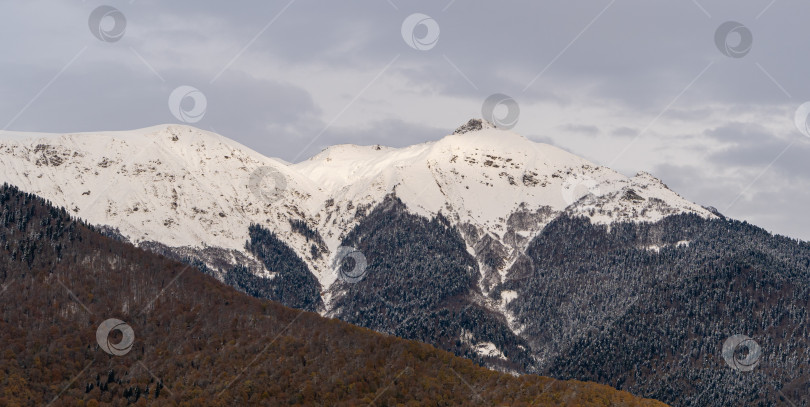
(0, 121, 715, 291)
(0, 125, 328, 279)
(297, 124, 713, 234)
(295, 120, 715, 294)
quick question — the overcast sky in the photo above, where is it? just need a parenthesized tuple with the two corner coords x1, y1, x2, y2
(2, 0, 810, 240)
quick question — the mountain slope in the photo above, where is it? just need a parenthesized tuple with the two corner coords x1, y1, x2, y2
(522, 214, 810, 405)
(295, 120, 714, 289)
(0, 121, 714, 293)
(0, 183, 667, 406)
(295, 119, 711, 232)
(0, 125, 326, 282)
(4, 120, 804, 406)
(327, 195, 537, 373)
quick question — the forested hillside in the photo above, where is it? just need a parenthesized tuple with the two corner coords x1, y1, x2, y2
(0, 184, 665, 406)
(304, 194, 810, 406)
(330, 196, 536, 373)
(501, 214, 810, 406)
(225, 224, 323, 312)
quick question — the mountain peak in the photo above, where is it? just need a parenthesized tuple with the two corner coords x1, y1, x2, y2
(453, 118, 496, 135)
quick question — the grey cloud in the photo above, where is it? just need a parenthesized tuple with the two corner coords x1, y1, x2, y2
(559, 124, 600, 136)
(661, 107, 716, 123)
(702, 123, 810, 181)
(612, 126, 637, 137)
(703, 122, 774, 144)
(711, 139, 810, 182)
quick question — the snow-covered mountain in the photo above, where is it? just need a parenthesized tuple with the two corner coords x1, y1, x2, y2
(6, 120, 810, 406)
(297, 119, 710, 231)
(0, 119, 713, 290)
(0, 119, 713, 289)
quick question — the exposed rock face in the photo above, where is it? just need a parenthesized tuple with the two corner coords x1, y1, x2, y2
(453, 118, 496, 134)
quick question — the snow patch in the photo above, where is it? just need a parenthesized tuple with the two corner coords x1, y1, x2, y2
(460, 329, 507, 360)
(501, 290, 518, 305)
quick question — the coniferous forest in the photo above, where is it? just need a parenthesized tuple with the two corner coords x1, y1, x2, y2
(247, 195, 810, 406)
